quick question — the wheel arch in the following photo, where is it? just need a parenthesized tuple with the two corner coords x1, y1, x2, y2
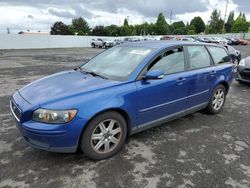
(77, 108, 132, 150)
(218, 81, 229, 94)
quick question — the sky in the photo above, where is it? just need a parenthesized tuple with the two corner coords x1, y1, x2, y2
(0, 0, 249, 33)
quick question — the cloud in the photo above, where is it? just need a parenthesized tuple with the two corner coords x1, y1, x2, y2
(27, 14, 34, 19)
(232, 0, 249, 13)
(48, 8, 75, 19)
(0, 0, 249, 33)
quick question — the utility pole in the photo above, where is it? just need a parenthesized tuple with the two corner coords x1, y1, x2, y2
(7, 27, 10, 34)
(170, 9, 173, 24)
(223, 0, 229, 31)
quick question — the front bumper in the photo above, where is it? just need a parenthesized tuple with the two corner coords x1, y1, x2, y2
(15, 121, 81, 152)
(236, 67, 250, 83)
(10, 92, 86, 153)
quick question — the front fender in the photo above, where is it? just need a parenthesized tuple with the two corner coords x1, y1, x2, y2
(42, 82, 138, 131)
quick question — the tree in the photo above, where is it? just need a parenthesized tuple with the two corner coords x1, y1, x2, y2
(171, 21, 187, 34)
(50, 21, 72, 35)
(208, 9, 224, 34)
(92, 25, 107, 36)
(123, 18, 129, 26)
(225, 11, 235, 33)
(155, 13, 169, 35)
(105, 25, 121, 36)
(120, 18, 132, 36)
(190, 16, 205, 34)
(232, 13, 249, 33)
(71, 17, 90, 35)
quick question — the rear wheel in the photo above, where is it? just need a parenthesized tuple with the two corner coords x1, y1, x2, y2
(91, 43, 95, 48)
(206, 85, 226, 114)
(80, 111, 127, 160)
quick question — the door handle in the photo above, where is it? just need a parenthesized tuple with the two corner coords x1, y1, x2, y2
(176, 77, 186, 83)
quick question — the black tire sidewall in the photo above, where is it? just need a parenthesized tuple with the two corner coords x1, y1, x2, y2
(80, 111, 127, 160)
(207, 85, 226, 114)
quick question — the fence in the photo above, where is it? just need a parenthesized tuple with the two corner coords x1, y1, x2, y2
(0, 33, 249, 49)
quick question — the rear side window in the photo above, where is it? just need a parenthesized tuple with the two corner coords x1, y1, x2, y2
(186, 46, 211, 69)
(207, 46, 230, 65)
(149, 47, 185, 74)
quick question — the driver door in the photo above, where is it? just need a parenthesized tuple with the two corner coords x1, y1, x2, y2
(136, 47, 189, 126)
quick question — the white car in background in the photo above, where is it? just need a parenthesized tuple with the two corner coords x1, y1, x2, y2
(180, 37, 196, 42)
(91, 38, 116, 48)
(212, 37, 229, 45)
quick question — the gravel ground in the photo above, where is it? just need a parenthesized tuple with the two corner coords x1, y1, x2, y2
(0, 46, 250, 188)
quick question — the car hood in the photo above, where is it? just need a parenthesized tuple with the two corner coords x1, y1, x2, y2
(19, 70, 120, 106)
(243, 57, 250, 68)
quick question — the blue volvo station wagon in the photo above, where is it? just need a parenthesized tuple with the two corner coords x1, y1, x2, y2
(10, 41, 233, 160)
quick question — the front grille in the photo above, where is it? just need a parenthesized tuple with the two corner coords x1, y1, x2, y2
(10, 100, 22, 121)
(241, 74, 250, 81)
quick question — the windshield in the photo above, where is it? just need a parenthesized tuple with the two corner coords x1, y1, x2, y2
(82, 46, 153, 81)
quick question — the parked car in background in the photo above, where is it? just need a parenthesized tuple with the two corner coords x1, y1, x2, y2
(212, 37, 229, 45)
(223, 45, 241, 66)
(114, 39, 123, 45)
(236, 57, 250, 84)
(91, 38, 102, 48)
(160, 36, 175, 40)
(238, 38, 248, 45)
(180, 37, 196, 42)
(10, 41, 233, 160)
(226, 38, 241, 45)
(91, 38, 115, 48)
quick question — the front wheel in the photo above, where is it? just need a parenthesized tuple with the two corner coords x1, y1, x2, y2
(80, 111, 127, 160)
(206, 85, 226, 114)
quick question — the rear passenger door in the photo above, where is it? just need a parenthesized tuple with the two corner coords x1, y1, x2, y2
(206, 45, 233, 86)
(184, 45, 216, 109)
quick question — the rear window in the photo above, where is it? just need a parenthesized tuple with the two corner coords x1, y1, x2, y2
(207, 46, 230, 65)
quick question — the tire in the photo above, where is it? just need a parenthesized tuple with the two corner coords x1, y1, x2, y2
(80, 111, 127, 160)
(205, 85, 226, 114)
(91, 43, 95, 48)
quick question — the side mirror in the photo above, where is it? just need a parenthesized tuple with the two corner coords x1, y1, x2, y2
(143, 70, 165, 80)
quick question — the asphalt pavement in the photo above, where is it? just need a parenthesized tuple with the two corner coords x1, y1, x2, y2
(0, 46, 250, 188)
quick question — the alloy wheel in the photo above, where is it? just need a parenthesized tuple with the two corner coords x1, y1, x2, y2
(212, 88, 225, 111)
(91, 119, 122, 154)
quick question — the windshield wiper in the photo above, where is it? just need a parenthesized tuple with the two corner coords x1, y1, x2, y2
(79, 68, 108, 80)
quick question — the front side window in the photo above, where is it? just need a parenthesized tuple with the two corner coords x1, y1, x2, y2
(149, 47, 185, 74)
(207, 46, 230, 65)
(82, 46, 153, 81)
(186, 46, 211, 69)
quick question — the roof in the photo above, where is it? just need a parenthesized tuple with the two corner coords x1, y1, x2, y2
(121, 40, 203, 49)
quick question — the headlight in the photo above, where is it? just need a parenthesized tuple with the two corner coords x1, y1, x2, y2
(239, 59, 245, 67)
(32, 109, 77, 124)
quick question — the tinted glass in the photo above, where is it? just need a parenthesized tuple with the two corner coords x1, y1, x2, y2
(82, 46, 153, 81)
(150, 48, 185, 74)
(186, 46, 211, 69)
(207, 46, 230, 65)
